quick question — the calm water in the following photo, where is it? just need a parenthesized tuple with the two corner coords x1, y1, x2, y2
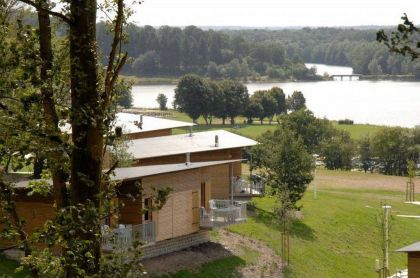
(132, 64, 420, 127)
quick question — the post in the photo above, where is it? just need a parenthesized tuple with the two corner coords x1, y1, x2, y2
(383, 205, 391, 277)
(230, 163, 234, 205)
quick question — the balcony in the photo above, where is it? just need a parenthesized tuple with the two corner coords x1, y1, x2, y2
(232, 175, 264, 197)
(102, 221, 156, 252)
(200, 199, 247, 229)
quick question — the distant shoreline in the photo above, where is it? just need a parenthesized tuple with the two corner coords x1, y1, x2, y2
(121, 74, 419, 86)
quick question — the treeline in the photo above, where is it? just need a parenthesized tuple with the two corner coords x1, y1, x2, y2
(173, 75, 305, 125)
(251, 109, 420, 176)
(96, 23, 320, 81)
(223, 28, 420, 77)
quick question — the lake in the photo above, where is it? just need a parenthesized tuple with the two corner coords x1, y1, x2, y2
(131, 64, 420, 128)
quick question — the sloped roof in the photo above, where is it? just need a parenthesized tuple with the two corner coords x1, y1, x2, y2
(61, 112, 195, 135)
(126, 130, 258, 159)
(111, 159, 242, 181)
(396, 242, 420, 252)
(14, 159, 242, 188)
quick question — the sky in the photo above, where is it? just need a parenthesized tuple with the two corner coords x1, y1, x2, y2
(130, 0, 420, 27)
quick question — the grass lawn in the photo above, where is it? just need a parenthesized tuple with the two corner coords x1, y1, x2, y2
(228, 169, 420, 277)
(167, 111, 383, 140)
(332, 122, 383, 140)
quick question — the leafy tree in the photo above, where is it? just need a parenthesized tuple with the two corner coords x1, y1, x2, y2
(372, 127, 419, 176)
(287, 91, 306, 111)
(377, 14, 420, 60)
(359, 136, 374, 173)
(251, 90, 277, 124)
(207, 80, 225, 124)
(278, 109, 336, 153)
(0, 0, 163, 275)
(269, 87, 287, 116)
(115, 81, 133, 108)
(219, 79, 249, 125)
(251, 127, 313, 206)
(244, 97, 263, 124)
(320, 131, 355, 170)
(174, 75, 211, 123)
(156, 93, 168, 110)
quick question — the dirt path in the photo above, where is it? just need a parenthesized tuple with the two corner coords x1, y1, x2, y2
(142, 230, 283, 277)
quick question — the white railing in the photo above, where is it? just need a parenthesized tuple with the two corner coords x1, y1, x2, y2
(232, 176, 264, 196)
(200, 199, 247, 228)
(102, 222, 156, 252)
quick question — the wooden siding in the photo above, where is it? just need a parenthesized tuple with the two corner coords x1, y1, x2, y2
(0, 201, 55, 248)
(408, 252, 420, 278)
(134, 147, 243, 175)
(123, 129, 172, 140)
(209, 164, 230, 199)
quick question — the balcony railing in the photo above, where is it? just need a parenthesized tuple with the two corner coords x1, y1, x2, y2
(232, 175, 264, 196)
(102, 221, 156, 252)
(200, 199, 247, 228)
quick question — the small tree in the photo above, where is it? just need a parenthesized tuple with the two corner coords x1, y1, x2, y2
(115, 81, 134, 109)
(406, 160, 416, 201)
(287, 91, 306, 112)
(251, 127, 314, 206)
(156, 93, 168, 110)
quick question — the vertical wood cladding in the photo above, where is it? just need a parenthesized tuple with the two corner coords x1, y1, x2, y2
(134, 148, 243, 171)
(408, 252, 420, 278)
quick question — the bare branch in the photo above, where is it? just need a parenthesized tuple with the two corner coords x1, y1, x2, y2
(18, 0, 72, 24)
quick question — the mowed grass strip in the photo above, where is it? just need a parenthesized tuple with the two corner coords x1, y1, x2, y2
(168, 111, 386, 140)
(229, 171, 420, 278)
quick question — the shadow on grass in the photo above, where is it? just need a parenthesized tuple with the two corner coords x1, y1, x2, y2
(251, 207, 317, 242)
(0, 254, 29, 278)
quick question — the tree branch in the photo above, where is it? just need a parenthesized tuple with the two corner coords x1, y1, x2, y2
(18, 0, 72, 24)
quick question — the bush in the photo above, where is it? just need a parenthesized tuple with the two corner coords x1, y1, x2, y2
(156, 93, 168, 110)
(338, 119, 354, 125)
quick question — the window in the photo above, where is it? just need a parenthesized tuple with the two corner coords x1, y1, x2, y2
(143, 197, 153, 222)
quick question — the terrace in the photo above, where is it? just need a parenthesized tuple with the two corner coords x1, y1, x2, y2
(102, 222, 156, 252)
(200, 199, 247, 229)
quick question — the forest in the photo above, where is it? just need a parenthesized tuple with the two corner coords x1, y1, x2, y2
(97, 24, 420, 79)
(97, 23, 320, 80)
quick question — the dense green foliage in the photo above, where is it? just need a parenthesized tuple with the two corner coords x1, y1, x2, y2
(96, 24, 322, 81)
(156, 93, 168, 110)
(224, 27, 420, 77)
(251, 126, 314, 205)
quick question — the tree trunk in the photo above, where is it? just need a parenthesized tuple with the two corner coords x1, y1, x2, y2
(32, 156, 44, 179)
(222, 117, 226, 125)
(37, 3, 68, 208)
(69, 0, 102, 274)
(230, 117, 235, 125)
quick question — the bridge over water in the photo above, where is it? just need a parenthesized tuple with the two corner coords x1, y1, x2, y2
(330, 74, 362, 81)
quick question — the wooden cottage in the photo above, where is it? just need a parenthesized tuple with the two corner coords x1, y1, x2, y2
(396, 241, 420, 277)
(61, 112, 196, 139)
(1, 115, 262, 258)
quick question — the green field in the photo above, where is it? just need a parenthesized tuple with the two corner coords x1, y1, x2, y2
(167, 111, 385, 140)
(228, 170, 420, 277)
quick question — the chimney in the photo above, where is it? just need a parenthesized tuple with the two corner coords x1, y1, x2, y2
(215, 135, 219, 147)
(185, 153, 191, 165)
